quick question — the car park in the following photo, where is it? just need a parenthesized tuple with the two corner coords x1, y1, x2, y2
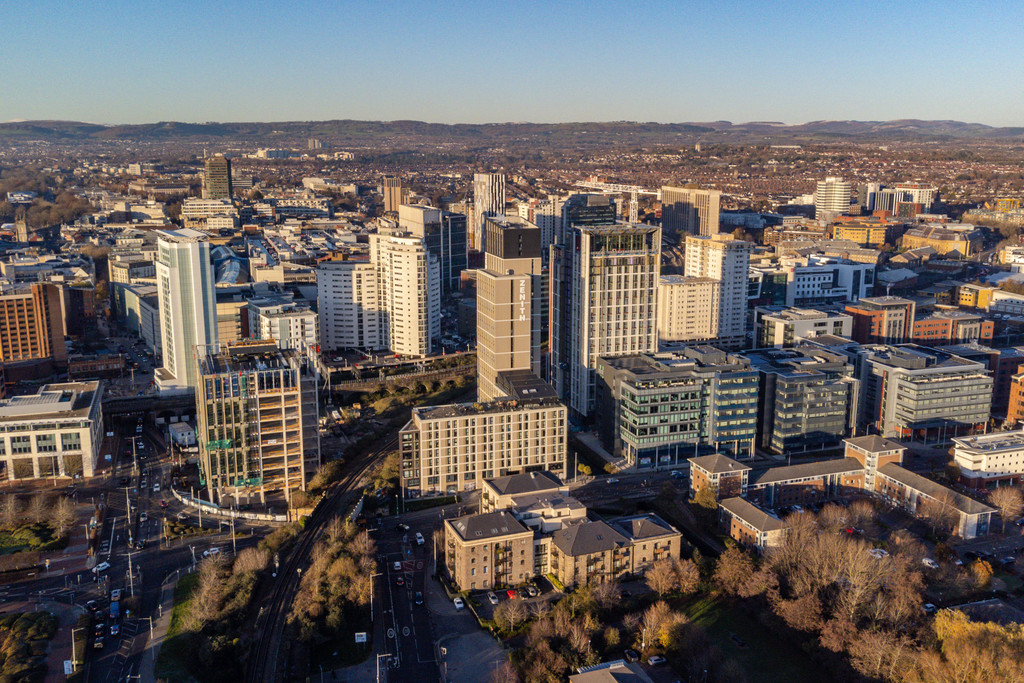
(453, 597, 465, 610)
(487, 591, 499, 605)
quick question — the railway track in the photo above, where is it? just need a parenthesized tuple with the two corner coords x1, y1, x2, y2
(247, 435, 398, 682)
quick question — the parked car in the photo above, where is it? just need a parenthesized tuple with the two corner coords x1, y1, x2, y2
(923, 603, 937, 614)
(452, 597, 465, 610)
(647, 655, 667, 666)
(93, 562, 110, 574)
(867, 549, 889, 560)
(506, 589, 517, 600)
(623, 649, 639, 663)
(921, 558, 939, 569)
(487, 591, 499, 605)
(526, 585, 539, 597)
(517, 587, 530, 599)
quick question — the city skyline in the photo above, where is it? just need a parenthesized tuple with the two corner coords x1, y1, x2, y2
(3, 0, 1023, 126)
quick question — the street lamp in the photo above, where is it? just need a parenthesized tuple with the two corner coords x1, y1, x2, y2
(376, 654, 390, 683)
(369, 571, 382, 621)
(71, 627, 85, 671)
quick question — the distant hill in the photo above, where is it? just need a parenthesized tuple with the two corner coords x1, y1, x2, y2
(1, 118, 1021, 147)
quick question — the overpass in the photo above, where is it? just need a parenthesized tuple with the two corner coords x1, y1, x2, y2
(329, 364, 475, 392)
(102, 392, 195, 425)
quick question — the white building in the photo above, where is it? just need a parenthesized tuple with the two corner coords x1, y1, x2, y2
(317, 260, 383, 352)
(814, 177, 852, 220)
(181, 198, 237, 220)
(657, 275, 719, 343)
(246, 298, 318, 352)
(551, 224, 660, 418)
(755, 307, 853, 347)
(684, 234, 752, 347)
(0, 382, 103, 481)
(372, 233, 440, 357)
(472, 172, 505, 252)
(952, 430, 1024, 488)
(155, 229, 218, 391)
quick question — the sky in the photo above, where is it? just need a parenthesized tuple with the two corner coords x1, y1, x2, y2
(3, 0, 1024, 126)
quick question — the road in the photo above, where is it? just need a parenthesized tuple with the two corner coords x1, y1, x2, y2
(246, 434, 400, 683)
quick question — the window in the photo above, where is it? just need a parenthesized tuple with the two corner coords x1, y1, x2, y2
(11, 436, 31, 454)
(61, 432, 82, 452)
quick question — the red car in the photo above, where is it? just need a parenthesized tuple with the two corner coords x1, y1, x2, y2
(506, 589, 517, 600)
(159, 500, 168, 508)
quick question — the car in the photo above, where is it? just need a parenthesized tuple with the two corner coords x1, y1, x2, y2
(487, 591, 499, 605)
(176, 512, 188, 521)
(159, 500, 168, 509)
(93, 562, 110, 573)
(393, 561, 402, 572)
(86, 600, 99, 613)
(517, 587, 530, 599)
(414, 591, 423, 605)
(647, 655, 667, 666)
(1000, 555, 1016, 566)
(453, 597, 465, 610)
(109, 624, 120, 636)
(134, 541, 145, 550)
(396, 575, 404, 586)
(922, 558, 939, 569)
(152, 483, 160, 492)
(93, 622, 105, 636)
(93, 637, 105, 650)
(669, 470, 686, 479)
(606, 478, 620, 484)
(202, 547, 220, 558)
(843, 527, 864, 535)
(395, 523, 410, 531)
(526, 585, 539, 597)
(415, 532, 425, 546)
(506, 589, 517, 600)
(867, 549, 889, 560)
(623, 649, 639, 663)
(139, 512, 148, 523)
(923, 603, 937, 614)
(110, 589, 122, 601)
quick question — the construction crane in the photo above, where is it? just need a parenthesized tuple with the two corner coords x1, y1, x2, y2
(574, 180, 660, 223)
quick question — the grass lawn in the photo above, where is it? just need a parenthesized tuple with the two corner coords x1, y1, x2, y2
(309, 610, 373, 671)
(679, 595, 818, 683)
(154, 572, 200, 683)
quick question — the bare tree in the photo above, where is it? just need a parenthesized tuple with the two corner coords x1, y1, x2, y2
(28, 493, 49, 525)
(49, 497, 76, 537)
(0, 495, 19, 528)
(989, 486, 1023, 533)
(232, 547, 270, 574)
(677, 558, 700, 595)
(592, 580, 620, 609)
(494, 598, 530, 633)
(922, 490, 960, 537)
(645, 558, 679, 596)
(713, 546, 755, 596)
(488, 661, 521, 683)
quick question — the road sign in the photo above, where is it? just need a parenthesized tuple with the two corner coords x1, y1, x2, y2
(355, 632, 367, 643)
(64, 661, 73, 675)
(387, 628, 395, 639)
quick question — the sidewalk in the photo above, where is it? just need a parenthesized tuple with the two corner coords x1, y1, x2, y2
(140, 567, 189, 683)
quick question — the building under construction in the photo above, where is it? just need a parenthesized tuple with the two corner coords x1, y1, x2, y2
(194, 339, 320, 506)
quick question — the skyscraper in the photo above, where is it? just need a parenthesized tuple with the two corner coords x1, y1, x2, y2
(317, 260, 384, 352)
(154, 228, 218, 391)
(550, 223, 661, 419)
(684, 234, 752, 348)
(382, 176, 409, 215)
(398, 204, 468, 294)
(371, 233, 440, 357)
(202, 155, 233, 200)
(476, 215, 544, 401)
(472, 172, 505, 252)
(195, 339, 320, 505)
(661, 186, 721, 238)
(814, 177, 852, 220)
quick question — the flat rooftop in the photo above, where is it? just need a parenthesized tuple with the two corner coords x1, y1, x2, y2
(0, 381, 100, 422)
(953, 430, 1024, 453)
(197, 341, 300, 376)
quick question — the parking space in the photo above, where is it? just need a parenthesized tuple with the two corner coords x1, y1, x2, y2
(469, 576, 557, 622)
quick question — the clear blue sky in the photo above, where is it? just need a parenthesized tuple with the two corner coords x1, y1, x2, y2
(3, 0, 1023, 126)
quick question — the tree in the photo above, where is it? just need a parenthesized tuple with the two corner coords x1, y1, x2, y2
(0, 495, 19, 528)
(988, 486, 1023, 533)
(494, 598, 529, 633)
(713, 546, 755, 596)
(27, 493, 49, 525)
(693, 484, 717, 510)
(49, 497, 75, 537)
(676, 558, 701, 595)
(971, 559, 994, 589)
(577, 463, 592, 477)
(922, 490, 960, 538)
(645, 558, 679, 596)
